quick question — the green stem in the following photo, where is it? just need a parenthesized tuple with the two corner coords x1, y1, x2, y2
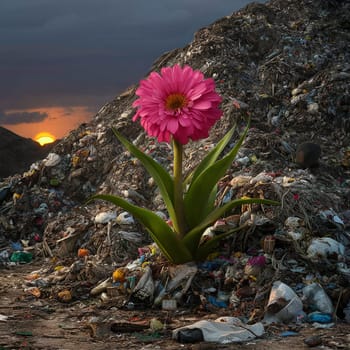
(173, 139, 187, 239)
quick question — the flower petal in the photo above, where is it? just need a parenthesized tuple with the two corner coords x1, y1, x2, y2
(132, 64, 222, 144)
(167, 118, 179, 133)
(193, 100, 212, 110)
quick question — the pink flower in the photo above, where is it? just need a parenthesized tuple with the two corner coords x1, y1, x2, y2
(132, 64, 223, 144)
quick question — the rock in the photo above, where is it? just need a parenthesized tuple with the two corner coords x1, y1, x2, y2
(304, 335, 322, 347)
(295, 142, 321, 168)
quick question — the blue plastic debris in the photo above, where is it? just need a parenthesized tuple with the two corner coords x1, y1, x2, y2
(10, 241, 23, 251)
(308, 312, 333, 324)
(207, 295, 227, 308)
(280, 331, 299, 337)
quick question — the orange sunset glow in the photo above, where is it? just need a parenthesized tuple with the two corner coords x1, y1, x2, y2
(35, 132, 56, 146)
(2, 106, 93, 142)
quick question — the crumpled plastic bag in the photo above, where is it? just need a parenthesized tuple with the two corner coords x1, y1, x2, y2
(129, 265, 154, 305)
(307, 237, 345, 260)
(263, 281, 304, 324)
(172, 316, 264, 344)
(154, 262, 197, 305)
(302, 283, 334, 314)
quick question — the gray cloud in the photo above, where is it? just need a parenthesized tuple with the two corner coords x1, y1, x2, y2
(0, 0, 263, 114)
(0, 110, 48, 125)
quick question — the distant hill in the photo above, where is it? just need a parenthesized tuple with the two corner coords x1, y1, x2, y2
(0, 127, 58, 179)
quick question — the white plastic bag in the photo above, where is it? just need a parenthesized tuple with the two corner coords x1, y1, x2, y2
(302, 283, 334, 314)
(173, 316, 264, 343)
(263, 281, 303, 323)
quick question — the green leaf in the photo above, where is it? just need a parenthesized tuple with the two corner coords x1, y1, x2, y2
(201, 184, 217, 220)
(112, 128, 181, 233)
(184, 122, 250, 229)
(183, 125, 236, 187)
(89, 194, 193, 264)
(183, 197, 279, 255)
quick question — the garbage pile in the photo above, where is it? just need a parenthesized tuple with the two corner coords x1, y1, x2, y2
(0, 0, 350, 343)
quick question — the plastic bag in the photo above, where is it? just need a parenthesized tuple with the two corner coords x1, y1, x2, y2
(173, 317, 264, 344)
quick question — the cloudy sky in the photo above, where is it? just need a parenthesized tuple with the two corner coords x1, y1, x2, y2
(0, 0, 260, 141)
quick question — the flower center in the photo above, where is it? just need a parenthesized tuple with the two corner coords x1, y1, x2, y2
(165, 93, 187, 111)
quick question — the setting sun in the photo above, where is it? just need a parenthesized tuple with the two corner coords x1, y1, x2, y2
(35, 132, 56, 146)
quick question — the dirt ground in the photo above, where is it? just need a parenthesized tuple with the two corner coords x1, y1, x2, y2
(0, 263, 349, 350)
